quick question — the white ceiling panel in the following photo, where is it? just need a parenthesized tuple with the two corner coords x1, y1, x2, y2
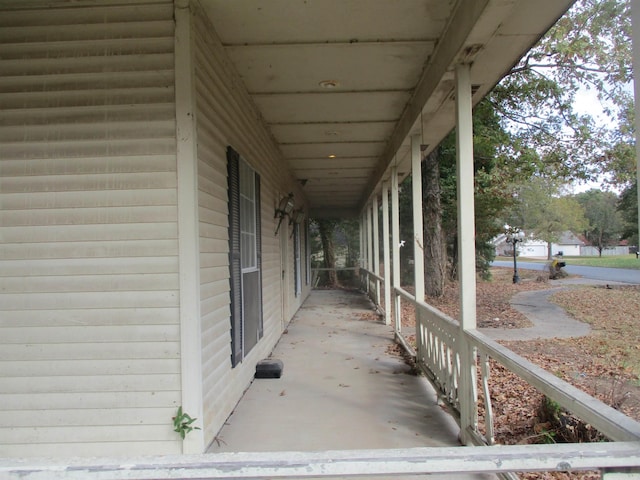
(227, 42, 434, 94)
(201, 0, 575, 217)
(253, 91, 410, 124)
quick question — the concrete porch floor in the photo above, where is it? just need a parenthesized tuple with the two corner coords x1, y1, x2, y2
(208, 289, 495, 479)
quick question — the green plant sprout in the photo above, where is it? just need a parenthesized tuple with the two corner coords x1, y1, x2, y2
(172, 406, 201, 439)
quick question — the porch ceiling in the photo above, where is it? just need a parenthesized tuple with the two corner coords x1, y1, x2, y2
(200, 0, 574, 218)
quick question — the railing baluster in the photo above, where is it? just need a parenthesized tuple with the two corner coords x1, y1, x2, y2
(480, 352, 494, 445)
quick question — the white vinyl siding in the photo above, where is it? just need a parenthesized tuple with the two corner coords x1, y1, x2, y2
(0, 0, 180, 457)
(192, 3, 310, 448)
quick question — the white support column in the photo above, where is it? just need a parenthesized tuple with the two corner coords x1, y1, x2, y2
(382, 181, 392, 325)
(455, 63, 478, 445)
(359, 213, 365, 289)
(372, 194, 380, 304)
(411, 134, 425, 303)
(633, 0, 640, 246)
(391, 166, 401, 333)
(174, 0, 204, 454)
(359, 214, 364, 267)
(367, 204, 373, 292)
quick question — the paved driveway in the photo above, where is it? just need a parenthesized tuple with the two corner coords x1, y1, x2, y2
(492, 260, 640, 284)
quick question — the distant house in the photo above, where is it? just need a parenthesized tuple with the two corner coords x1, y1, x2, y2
(493, 231, 584, 258)
(551, 231, 585, 257)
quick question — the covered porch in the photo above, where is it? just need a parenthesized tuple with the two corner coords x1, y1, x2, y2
(2, 0, 640, 477)
(208, 288, 467, 454)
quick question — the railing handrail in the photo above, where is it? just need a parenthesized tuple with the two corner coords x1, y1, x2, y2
(359, 267, 384, 282)
(468, 328, 640, 442)
(390, 281, 640, 451)
(3, 442, 639, 478)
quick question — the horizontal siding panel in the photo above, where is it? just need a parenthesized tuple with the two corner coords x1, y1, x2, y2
(200, 291, 229, 318)
(0, 223, 177, 243)
(0, 291, 178, 310)
(0, 119, 175, 143)
(0, 273, 178, 293)
(0, 19, 174, 43)
(0, 207, 177, 226)
(0, 3, 174, 27)
(1, 425, 176, 444)
(0, 172, 177, 193)
(0, 342, 180, 361)
(202, 318, 230, 351)
(199, 221, 228, 241)
(199, 278, 228, 300)
(0, 257, 177, 277)
(1, 324, 179, 344)
(1, 189, 176, 209)
(0, 308, 179, 328)
(0, 0, 180, 457)
(0, 239, 178, 259)
(2, 374, 180, 394)
(200, 265, 228, 285)
(0, 137, 176, 159)
(0, 37, 174, 60)
(198, 206, 228, 228)
(0, 84, 175, 108)
(198, 179, 227, 206)
(0, 104, 175, 128)
(0, 441, 181, 458)
(202, 346, 231, 385)
(0, 358, 180, 377)
(201, 305, 230, 333)
(0, 407, 177, 428)
(200, 252, 228, 268)
(199, 237, 228, 254)
(1, 391, 179, 411)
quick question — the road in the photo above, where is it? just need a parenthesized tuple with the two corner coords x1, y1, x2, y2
(492, 260, 640, 284)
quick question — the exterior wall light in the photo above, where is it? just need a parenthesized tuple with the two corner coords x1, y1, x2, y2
(290, 209, 305, 226)
(288, 209, 305, 238)
(274, 193, 294, 235)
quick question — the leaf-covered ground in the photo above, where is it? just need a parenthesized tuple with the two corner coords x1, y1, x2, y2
(401, 267, 640, 480)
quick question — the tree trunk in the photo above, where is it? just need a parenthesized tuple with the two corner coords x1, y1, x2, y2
(422, 150, 446, 297)
(318, 219, 338, 286)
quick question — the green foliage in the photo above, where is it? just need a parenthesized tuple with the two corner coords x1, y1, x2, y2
(507, 177, 588, 252)
(574, 189, 623, 255)
(434, 100, 513, 280)
(172, 406, 200, 440)
(490, 0, 635, 188)
(618, 182, 638, 246)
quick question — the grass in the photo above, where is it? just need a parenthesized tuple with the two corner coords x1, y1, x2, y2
(496, 254, 640, 270)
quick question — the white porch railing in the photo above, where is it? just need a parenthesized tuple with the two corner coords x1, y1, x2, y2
(388, 280, 640, 477)
(3, 442, 640, 479)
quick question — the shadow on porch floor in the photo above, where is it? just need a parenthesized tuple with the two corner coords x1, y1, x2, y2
(208, 289, 495, 479)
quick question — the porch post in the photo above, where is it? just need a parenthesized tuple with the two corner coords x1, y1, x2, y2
(360, 210, 367, 268)
(367, 203, 373, 277)
(372, 194, 380, 304)
(391, 166, 401, 334)
(411, 135, 425, 304)
(174, 0, 204, 453)
(455, 62, 478, 445)
(358, 213, 364, 287)
(633, 0, 640, 246)
(382, 181, 391, 325)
